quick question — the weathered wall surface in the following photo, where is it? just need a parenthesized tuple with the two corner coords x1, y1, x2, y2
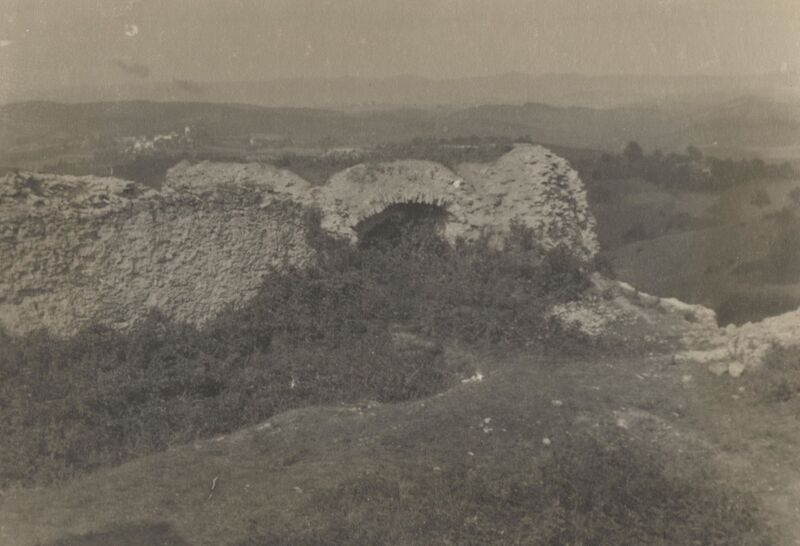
(315, 145, 598, 260)
(1, 144, 598, 336)
(0, 163, 313, 336)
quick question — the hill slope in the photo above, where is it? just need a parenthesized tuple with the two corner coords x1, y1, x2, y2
(3, 341, 798, 545)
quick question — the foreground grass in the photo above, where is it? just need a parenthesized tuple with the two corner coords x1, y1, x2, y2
(43, 432, 771, 546)
(242, 433, 769, 546)
(24, 348, 776, 546)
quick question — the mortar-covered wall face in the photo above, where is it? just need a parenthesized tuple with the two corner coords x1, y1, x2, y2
(0, 166, 313, 336)
(314, 145, 598, 261)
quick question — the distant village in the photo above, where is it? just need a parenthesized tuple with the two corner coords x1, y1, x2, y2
(115, 126, 196, 156)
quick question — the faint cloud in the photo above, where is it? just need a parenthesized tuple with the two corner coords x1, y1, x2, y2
(111, 59, 150, 78)
(173, 79, 204, 95)
(124, 23, 139, 37)
(0, 40, 12, 48)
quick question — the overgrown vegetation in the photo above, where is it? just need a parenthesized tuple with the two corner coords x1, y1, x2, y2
(241, 431, 772, 545)
(0, 217, 589, 488)
(0, 205, 778, 545)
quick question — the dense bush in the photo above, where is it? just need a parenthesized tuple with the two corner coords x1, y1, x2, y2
(0, 220, 589, 487)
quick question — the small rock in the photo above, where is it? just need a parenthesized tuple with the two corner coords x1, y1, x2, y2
(728, 361, 746, 378)
(542, 437, 551, 446)
(462, 371, 484, 384)
(708, 361, 729, 377)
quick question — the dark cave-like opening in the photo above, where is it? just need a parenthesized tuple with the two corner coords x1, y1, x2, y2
(356, 202, 449, 248)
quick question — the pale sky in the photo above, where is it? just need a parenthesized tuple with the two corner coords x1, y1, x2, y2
(1, 0, 799, 98)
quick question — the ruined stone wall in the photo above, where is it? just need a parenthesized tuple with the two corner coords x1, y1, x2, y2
(314, 145, 598, 261)
(1, 144, 598, 336)
(0, 164, 313, 336)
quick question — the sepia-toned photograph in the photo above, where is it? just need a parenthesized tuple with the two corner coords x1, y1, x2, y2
(1, 1, 799, 544)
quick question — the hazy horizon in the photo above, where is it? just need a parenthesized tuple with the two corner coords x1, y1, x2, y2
(2, 0, 799, 103)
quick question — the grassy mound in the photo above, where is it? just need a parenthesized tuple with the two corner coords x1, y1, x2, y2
(0, 220, 589, 488)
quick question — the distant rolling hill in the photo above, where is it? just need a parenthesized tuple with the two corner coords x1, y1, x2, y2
(3, 96, 798, 160)
(688, 96, 800, 148)
(6, 72, 800, 110)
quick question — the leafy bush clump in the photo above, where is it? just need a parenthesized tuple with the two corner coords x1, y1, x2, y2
(0, 220, 589, 487)
(241, 433, 771, 545)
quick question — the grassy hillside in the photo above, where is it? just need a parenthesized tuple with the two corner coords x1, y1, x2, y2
(599, 177, 800, 324)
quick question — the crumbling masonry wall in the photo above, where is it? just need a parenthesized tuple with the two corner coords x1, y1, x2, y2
(0, 164, 314, 335)
(0, 144, 598, 336)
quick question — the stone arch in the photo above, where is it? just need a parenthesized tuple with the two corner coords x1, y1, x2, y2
(312, 160, 471, 244)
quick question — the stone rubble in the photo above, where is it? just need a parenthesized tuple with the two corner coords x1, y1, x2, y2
(550, 274, 800, 377)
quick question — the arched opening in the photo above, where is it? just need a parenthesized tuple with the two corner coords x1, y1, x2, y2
(356, 202, 449, 249)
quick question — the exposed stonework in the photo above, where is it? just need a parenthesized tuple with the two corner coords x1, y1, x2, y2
(550, 275, 800, 376)
(681, 309, 800, 377)
(726, 310, 800, 371)
(315, 145, 598, 260)
(548, 274, 722, 342)
(0, 144, 598, 336)
(0, 165, 313, 336)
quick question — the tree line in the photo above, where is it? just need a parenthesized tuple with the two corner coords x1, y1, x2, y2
(580, 141, 795, 191)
